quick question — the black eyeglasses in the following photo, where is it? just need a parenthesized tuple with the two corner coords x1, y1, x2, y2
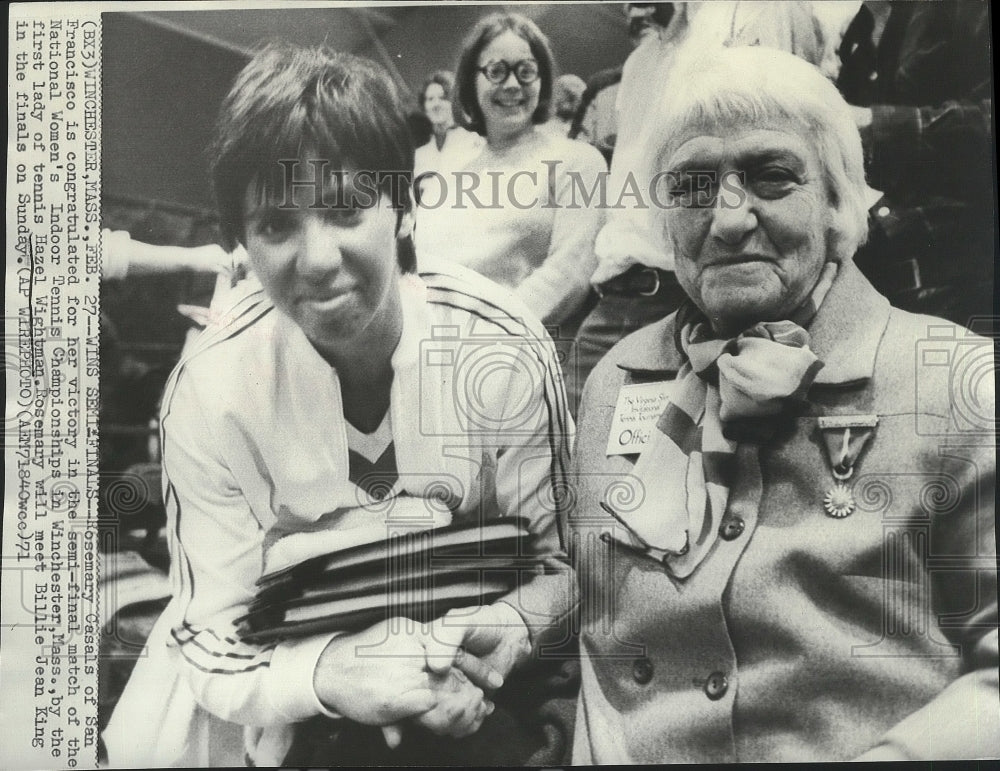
(476, 59, 540, 86)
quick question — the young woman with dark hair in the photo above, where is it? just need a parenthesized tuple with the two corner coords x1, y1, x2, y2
(104, 42, 575, 768)
(415, 13, 606, 338)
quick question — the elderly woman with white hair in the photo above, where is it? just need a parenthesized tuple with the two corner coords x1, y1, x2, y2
(569, 46, 997, 763)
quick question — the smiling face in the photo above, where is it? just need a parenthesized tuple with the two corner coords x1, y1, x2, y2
(475, 31, 540, 140)
(422, 82, 453, 131)
(662, 123, 837, 335)
(242, 169, 403, 357)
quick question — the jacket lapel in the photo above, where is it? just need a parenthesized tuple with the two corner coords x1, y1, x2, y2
(808, 261, 891, 386)
(616, 314, 684, 379)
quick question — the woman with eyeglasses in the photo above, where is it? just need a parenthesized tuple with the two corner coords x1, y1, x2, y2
(414, 13, 606, 345)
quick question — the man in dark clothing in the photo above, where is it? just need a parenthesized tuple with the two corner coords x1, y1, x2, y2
(837, 0, 995, 332)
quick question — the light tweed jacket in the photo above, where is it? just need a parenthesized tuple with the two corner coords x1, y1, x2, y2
(569, 261, 998, 763)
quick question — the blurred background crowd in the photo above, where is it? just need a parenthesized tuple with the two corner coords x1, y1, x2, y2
(97, 1, 994, 749)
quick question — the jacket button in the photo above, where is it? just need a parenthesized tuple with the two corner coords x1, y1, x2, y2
(719, 517, 745, 541)
(704, 671, 729, 700)
(632, 658, 654, 685)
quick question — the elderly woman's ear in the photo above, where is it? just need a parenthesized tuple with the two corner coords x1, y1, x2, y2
(823, 175, 881, 265)
(824, 189, 854, 265)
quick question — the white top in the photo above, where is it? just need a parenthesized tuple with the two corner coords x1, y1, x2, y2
(415, 129, 607, 328)
(413, 126, 484, 202)
(102, 228, 134, 280)
(104, 261, 574, 768)
(591, 21, 689, 284)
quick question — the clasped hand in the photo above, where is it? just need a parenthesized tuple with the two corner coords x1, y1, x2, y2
(313, 604, 529, 746)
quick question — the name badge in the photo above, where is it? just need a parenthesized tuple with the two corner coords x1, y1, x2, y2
(606, 381, 673, 456)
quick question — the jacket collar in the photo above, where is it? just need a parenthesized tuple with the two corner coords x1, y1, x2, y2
(617, 261, 891, 385)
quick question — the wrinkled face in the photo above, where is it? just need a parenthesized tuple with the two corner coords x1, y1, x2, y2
(423, 82, 453, 130)
(475, 31, 540, 137)
(662, 123, 836, 334)
(242, 167, 402, 353)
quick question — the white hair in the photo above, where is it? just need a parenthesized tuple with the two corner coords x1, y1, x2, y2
(645, 45, 870, 262)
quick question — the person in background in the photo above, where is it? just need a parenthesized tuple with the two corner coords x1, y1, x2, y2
(836, 0, 994, 331)
(103, 42, 575, 768)
(540, 73, 587, 138)
(568, 2, 670, 162)
(412, 70, 484, 206)
(571, 44, 997, 764)
(102, 229, 235, 281)
(102, 228, 251, 328)
(568, 65, 622, 163)
(568, 0, 825, 413)
(808, 0, 865, 81)
(414, 13, 606, 340)
(405, 109, 433, 151)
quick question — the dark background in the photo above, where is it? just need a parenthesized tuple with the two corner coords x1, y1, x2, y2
(102, 5, 632, 210)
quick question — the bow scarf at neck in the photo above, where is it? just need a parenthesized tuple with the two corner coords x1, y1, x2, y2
(607, 262, 838, 578)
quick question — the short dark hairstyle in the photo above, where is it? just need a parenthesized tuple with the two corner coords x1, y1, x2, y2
(454, 13, 555, 136)
(210, 42, 416, 272)
(406, 110, 433, 147)
(420, 70, 455, 108)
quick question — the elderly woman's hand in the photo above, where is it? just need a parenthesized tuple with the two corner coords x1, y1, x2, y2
(411, 667, 494, 738)
(424, 603, 532, 687)
(312, 619, 439, 726)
